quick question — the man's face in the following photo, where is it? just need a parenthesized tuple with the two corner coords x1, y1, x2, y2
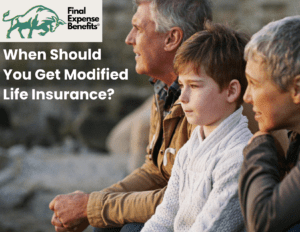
(178, 64, 230, 131)
(244, 55, 296, 132)
(125, 2, 169, 80)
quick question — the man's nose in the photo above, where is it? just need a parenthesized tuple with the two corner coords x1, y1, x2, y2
(125, 28, 135, 45)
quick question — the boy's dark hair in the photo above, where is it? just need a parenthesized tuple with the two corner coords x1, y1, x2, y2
(174, 21, 249, 106)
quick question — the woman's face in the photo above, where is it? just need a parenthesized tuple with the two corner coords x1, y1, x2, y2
(243, 55, 299, 132)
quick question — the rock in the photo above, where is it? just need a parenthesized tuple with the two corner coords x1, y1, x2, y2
(106, 96, 152, 173)
(8, 144, 27, 158)
(0, 104, 11, 129)
(0, 152, 16, 188)
(0, 183, 31, 208)
(0, 128, 16, 148)
(74, 104, 117, 152)
(0, 144, 127, 232)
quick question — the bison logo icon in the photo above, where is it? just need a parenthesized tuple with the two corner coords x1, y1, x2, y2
(2, 5, 66, 39)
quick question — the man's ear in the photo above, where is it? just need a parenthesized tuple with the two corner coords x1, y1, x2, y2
(291, 75, 300, 104)
(164, 27, 183, 52)
(227, 79, 241, 103)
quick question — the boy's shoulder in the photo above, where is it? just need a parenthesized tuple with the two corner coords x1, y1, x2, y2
(227, 125, 252, 150)
(217, 113, 252, 160)
(213, 133, 250, 179)
(218, 111, 252, 148)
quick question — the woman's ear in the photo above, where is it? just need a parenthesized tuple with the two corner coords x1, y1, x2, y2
(164, 27, 183, 52)
(291, 75, 300, 104)
(227, 79, 241, 103)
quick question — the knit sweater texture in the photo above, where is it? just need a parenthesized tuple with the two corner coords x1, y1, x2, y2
(141, 107, 252, 232)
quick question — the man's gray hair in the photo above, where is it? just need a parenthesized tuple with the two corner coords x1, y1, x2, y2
(245, 16, 300, 91)
(133, 0, 213, 42)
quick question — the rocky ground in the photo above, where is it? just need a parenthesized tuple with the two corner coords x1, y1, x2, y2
(0, 138, 128, 232)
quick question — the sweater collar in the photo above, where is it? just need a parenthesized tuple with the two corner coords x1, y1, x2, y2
(197, 106, 246, 144)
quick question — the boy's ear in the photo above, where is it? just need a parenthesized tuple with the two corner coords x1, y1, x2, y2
(291, 75, 300, 104)
(227, 79, 241, 103)
(164, 27, 183, 52)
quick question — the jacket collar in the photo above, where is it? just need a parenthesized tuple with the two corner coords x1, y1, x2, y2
(150, 77, 181, 111)
(164, 100, 185, 119)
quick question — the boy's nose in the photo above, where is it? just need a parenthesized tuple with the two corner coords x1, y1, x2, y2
(179, 89, 189, 103)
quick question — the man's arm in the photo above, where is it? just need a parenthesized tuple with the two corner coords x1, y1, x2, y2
(50, 152, 168, 230)
(239, 134, 300, 232)
(100, 156, 168, 193)
(87, 156, 168, 227)
(50, 96, 171, 229)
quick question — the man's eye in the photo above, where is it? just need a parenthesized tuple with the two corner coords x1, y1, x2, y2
(190, 84, 199, 89)
(179, 84, 183, 89)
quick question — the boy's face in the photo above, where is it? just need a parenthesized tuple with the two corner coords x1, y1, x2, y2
(178, 64, 230, 130)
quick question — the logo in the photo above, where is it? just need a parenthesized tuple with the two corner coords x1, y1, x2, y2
(0, 0, 102, 42)
(67, 7, 100, 30)
(3, 5, 66, 39)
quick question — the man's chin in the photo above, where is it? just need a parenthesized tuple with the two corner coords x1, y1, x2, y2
(135, 69, 148, 77)
(135, 64, 146, 75)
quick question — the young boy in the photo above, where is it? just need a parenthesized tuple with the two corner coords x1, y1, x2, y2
(141, 22, 252, 231)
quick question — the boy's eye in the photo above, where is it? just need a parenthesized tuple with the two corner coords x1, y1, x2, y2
(178, 84, 183, 89)
(190, 84, 199, 89)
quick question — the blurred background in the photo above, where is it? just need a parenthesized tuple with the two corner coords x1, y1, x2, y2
(0, 0, 299, 231)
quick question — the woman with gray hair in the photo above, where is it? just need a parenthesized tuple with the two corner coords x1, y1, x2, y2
(239, 16, 300, 232)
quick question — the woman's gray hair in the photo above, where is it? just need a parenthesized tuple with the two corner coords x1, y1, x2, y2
(245, 16, 300, 91)
(133, 0, 212, 42)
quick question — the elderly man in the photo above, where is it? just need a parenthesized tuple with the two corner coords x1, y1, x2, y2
(239, 16, 300, 232)
(50, 0, 212, 231)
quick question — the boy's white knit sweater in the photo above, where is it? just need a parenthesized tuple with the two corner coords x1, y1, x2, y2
(141, 107, 252, 232)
